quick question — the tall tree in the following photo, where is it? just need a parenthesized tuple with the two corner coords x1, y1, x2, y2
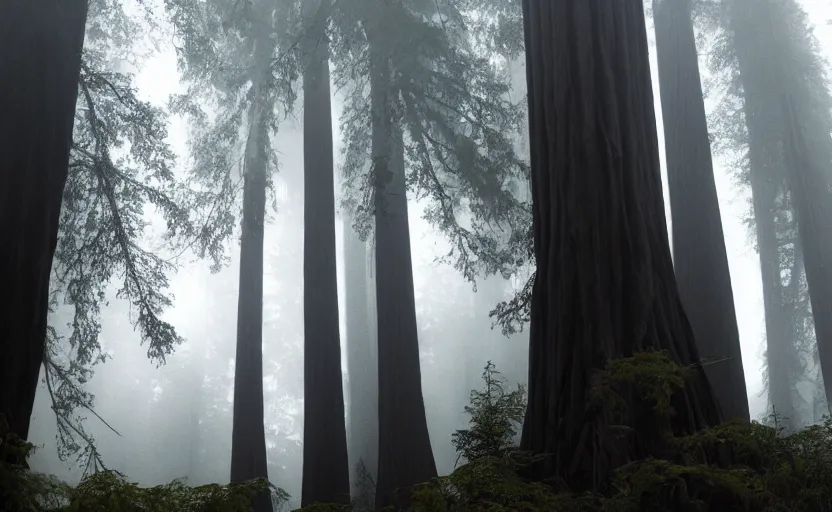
(229, 1, 275, 509)
(343, 215, 378, 494)
(0, 0, 88, 445)
(697, 0, 809, 429)
(720, 0, 832, 422)
(301, 0, 351, 505)
(333, 0, 528, 502)
(520, 0, 722, 489)
(653, 0, 749, 421)
(368, 20, 438, 499)
(167, 0, 304, 501)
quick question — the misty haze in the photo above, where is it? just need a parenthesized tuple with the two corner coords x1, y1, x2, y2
(3, 0, 832, 510)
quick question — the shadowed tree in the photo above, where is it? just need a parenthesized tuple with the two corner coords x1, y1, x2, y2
(301, 0, 350, 505)
(719, 0, 832, 421)
(165, 0, 303, 505)
(520, 0, 723, 489)
(653, 0, 749, 421)
(0, 0, 88, 446)
(333, 0, 529, 501)
(364, 4, 441, 504)
(229, 1, 275, 509)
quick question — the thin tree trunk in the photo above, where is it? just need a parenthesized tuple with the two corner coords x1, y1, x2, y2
(653, 0, 750, 421)
(369, 17, 437, 502)
(344, 215, 378, 492)
(781, 93, 832, 416)
(520, 0, 722, 490)
(0, 0, 87, 445)
(729, 0, 813, 427)
(301, 0, 351, 505)
(187, 361, 203, 484)
(230, 5, 273, 511)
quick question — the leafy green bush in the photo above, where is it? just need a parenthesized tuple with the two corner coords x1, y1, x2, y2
(450, 361, 526, 466)
(0, 415, 287, 512)
(407, 354, 832, 512)
(8, 353, 832, 511)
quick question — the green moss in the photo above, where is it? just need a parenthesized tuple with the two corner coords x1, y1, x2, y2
(590, 350, 692, 417)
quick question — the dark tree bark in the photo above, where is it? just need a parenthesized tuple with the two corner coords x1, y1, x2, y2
(653, 0, 750, 422)
(520, 0, 723, 490)
(301, 0, 351, 506)
(0, 0, 87, 444)
(369, 14, 437, 504)
(729, 0, 831, 421)
(229, 6, 272, 511)
(343, 215, 379, 490)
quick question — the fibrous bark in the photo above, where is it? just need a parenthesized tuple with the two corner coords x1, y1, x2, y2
(229, 4, 273, 511)
(301, 0, 351, 505)
(0, 0, 88, 444)
(653, 0, 750, 421)
(369, 9, 437, 503)
(520, 0, 722, 489)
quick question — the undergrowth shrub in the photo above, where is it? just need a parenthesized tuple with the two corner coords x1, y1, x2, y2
(6, 353, 832, 511)
(406, 353, 832, 512)
(0, 414, 287, 512)
(450, 361, 525, 466)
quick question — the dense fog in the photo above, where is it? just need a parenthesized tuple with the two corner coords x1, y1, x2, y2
(15, 0, 832, 510)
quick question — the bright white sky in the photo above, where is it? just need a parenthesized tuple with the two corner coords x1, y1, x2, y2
(130, 2, 832, 422)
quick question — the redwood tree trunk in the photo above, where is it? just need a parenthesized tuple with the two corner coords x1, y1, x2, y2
(344, 215, 379, 491)
(653, 0, 750, 421)
(229, 7, 272, 512)
(520, 0, 722, 490)
(781, 90, 832, 417)
(0, 0, 87, 443)
(301, 0, 351, 505)
(370, 16, 437, 503)
(729, 0, 827, 422)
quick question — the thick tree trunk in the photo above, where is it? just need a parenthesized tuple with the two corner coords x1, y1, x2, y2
(370, 22, 437, 504)
(0, 0, 87, 443)
(344, 216, 379, 492)
(729, 0, 825, 424)
(230, 7, 272, 512)
(301, 0, 351, 505)
(653, 0, 750, 421)
(520, 0, 722, 490)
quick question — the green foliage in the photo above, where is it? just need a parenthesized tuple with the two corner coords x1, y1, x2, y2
(451, 361, 525, 465)
(293, 354, 832, 511)
(590, 350, 692, 417)
(409, 455, 596, 512)
(0, 417, 73, 511)
(45, 0, 207, 467)
(332, 0, 531, 294)
(0, 415, 288, 512)
(66, 472, 283, 512)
